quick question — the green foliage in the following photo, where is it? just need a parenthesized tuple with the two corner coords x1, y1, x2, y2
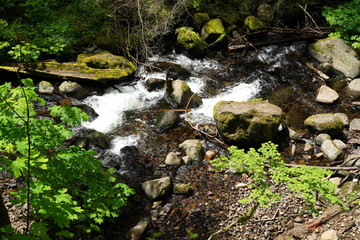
(186, 229, 199, 239)
(0, 79, 135, 238)
(211, 142, 344, 213)
(323, 0, 360, 49)
(146, 231, 163, 240)
(8, 42, 41, 62)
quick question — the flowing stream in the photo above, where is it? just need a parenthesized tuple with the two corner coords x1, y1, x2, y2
(81, 44, 309, 157)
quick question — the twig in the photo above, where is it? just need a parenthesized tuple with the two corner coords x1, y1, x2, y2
(299, 4, 322, 34)
(285, 164, 359, 171)
(305, 62, 329, 80)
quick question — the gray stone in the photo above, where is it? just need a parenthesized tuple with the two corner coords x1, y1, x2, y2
(182, 156, 191, 165)
(329, 177, 342, 186)
(347, 78, 360, 99)
(179, 139, 203, 162)
(165, 152, 181, 166)
(316, 85, 339, 104)
(144, 78, 165, 91)
(142, 177, 171, 200)
(321, 140, 345, 161)
(309, 37, 360, 78)
(315, 133, 332, 145)
(38, 81, 54, 94)
(213, 101, 283, 146)
(126, 217, 150, 240)
(320, 230, 338, 240)
(304, 113, 344, 136)
(289, 128, 301, 140)
(157, 110, 179, 130)
(303, 141, 313, 152)
(167, 80, 202, 108)
(349, 118, 360, 131)
(333, 139, 346, 151)
(59, 81, 89, 99)
(343, 149, 360, 167)
(339, 181, 360, 199)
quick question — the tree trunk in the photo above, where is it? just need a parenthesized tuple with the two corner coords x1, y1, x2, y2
(0, 191, 11, 228)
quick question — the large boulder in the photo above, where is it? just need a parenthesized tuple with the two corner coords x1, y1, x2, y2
(309, 37, 360, 78)
(176, 27, 208, 58)
(213, 101, 283, 146)
(166, 80, 202, 108)
(304, 113, 345, 136)
(201, 18, 227, 49)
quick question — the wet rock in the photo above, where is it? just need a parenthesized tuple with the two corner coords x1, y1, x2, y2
(244, 16, 264, 31)
(316, 85, 339, 104)
(126, 217, 150, 240)
(309, 37, 360, 78)
(165, 152, 181, 166)
(304, 113, 344, 136)
(213, 101, 283, 146)
(166, 80, 202, 108)
(320, 139, 346, 161)
(151, 61, 191, 80)
(349, 118, 360, 131)
(173, 183, 191, 195)
(156, 110, 179, 131)
(176, 26, 208, 58)
(144, 78, 166, 91)
(257, 3, 273, 23)
(201, 18, 227, 48)
(343, 149, 360, 167)
(38, 81, 54, 94)
(320, 230, 338, 240)
(179, 139, 203, 163)
(59, 81, 90, 100)
(347, 78, 360, 100)
(315, 133, 332, 145)
(88, 130, 110, 149)
(142, 177, 172, 200)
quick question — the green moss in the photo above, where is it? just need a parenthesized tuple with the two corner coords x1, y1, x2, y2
(310, 43, 325, 54)
(193, 13, 211, 26)
(244, 16, 264, 31)
(175, 27, 208, 56)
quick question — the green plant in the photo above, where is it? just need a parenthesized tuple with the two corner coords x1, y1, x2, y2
(146, 231, 163, 240)
(208, 141, 344, 239)
(0, 79, 135, 238)
(323, 0, 360, 49)
(186, 229, 199, 239)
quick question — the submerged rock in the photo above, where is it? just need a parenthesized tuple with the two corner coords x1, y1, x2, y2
(304, 113, 344, 136)
(309, 37, 360, 78)
(142, 177, 172, 200)
(213, 101, 283, 146)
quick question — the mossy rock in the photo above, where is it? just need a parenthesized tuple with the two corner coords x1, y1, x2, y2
(213, 101, 283, 146)
(201, 19, 228, 49)
(175, 27, 208, 58)
(244, 16, 264, 31)
(167, 80, 202, 108)
(192, 13, 211, 27)
(221, 13, 241, 25)
(304, 113, 344, 136)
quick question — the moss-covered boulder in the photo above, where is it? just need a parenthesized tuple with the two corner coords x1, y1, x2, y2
(213, 101, 283, 146)
(304, 113, 345, 136)
(244, 16, 264, 31)
(201, 18, 227, 49)
(309, 37, 360, 79)
(176, 27, 208, 58)
(192, 12, 211, 27)
(221, 13, 241, 25)
(166, 80, 202, 108)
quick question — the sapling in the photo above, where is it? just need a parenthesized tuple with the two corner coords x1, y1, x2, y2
(208, 141, 344, 240)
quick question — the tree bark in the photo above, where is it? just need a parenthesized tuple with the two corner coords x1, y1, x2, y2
(0, 191, 11, 228)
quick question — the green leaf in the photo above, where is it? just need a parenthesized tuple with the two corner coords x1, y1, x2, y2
(8, 157, 27, 178)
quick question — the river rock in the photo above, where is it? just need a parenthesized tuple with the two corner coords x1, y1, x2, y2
(205, 150, 217, 160)
(316, 85, 339, 104)
(349, 118, 360, 131)
(151, 61, 191, 80)
(339, 181, 360, 199)
(320, 230, 338, 240)
(343, 149, 360, 167)
(166, 80, 202, 108)
(165, 152, 181, 166)
(88, 130, 110, 149)
(315, 133, 332, 145)
(176, 26, 208, 58)
(142, 177, 172, 200)
(257, 3, 273, 23)
(213, 101, 283, 146)
(304, 113, 344, 136)
(156, 110, 179, 131)
(288, 128, 301, 140)
(126, 217, 150, 240)
(244, 16, 264, 31)
(320, 139, 346, 161)
(347, 78, 360, 100)
(38, 81, 55, 94)
(173, 183, 191, 195)
(179, 139, 203, 163)
(144, 78, 166, 91)
(201, 18, 227, 48)
(309, 37, 360, 78)
(192, 12, 211, 27)
(59, 81, 90, 99)
(334, 113, 349, 127)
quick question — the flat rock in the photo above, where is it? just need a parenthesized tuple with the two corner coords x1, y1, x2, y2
(304, 113, 344, 136)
